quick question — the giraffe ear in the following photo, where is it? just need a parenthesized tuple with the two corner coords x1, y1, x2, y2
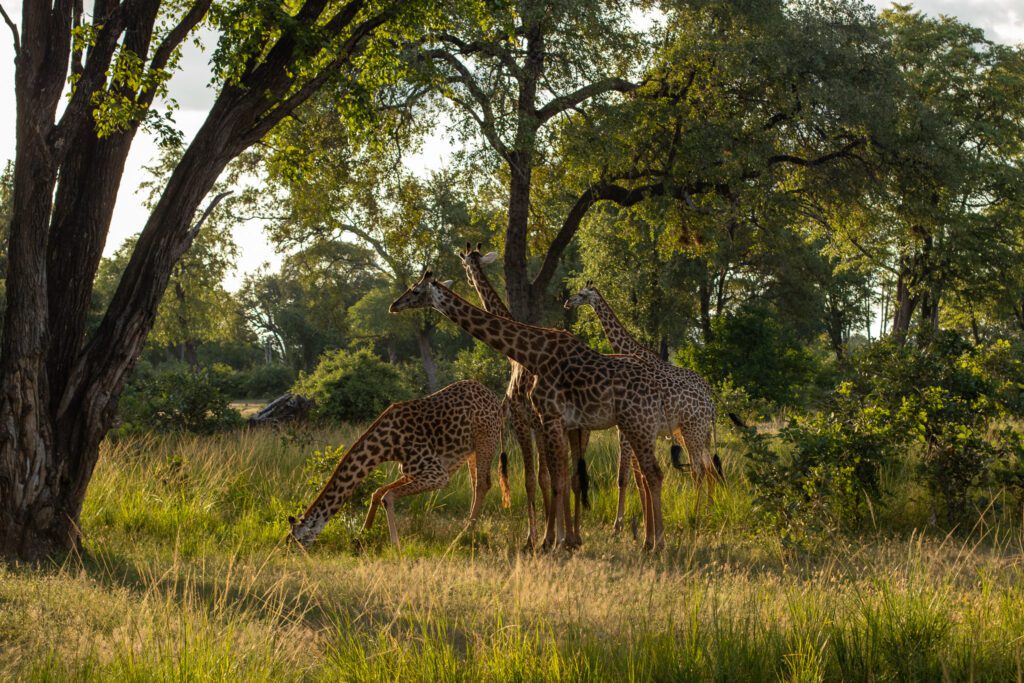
(440, 279, 454, 288)
(480, 251, 498, 265)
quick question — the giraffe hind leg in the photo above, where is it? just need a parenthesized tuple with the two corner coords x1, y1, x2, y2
(364, 476, 411, 531)
(381, 465, 450, 549)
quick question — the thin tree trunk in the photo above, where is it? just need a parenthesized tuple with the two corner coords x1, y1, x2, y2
(416, 323, 439, 391)
(698, 275, 713, 343)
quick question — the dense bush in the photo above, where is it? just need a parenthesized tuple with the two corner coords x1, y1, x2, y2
(743, 383, 898, 549)
(292, 348, 412, 422)
(744, 331, 1024, 544)
(117, 367, 243, 435)
(678, 306, 821, 410)
(241, 364, 296, 398)
(452, 341, 509, 395)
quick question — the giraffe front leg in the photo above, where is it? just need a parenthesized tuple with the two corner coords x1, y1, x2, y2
(511, 405, 539, 550)
(613, 429, 632, 533)
(381, 464, 450, 549)
(624, 428, 664, 551)
(540, 417, 569, 551)
(363, 477, 411, 531)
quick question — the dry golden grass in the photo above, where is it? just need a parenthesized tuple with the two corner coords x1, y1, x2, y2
(1, 426, 1023, 681)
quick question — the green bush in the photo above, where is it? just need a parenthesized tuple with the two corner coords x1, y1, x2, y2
(242, 364, 295, 399)
(293, 348, 412, 423)
(452, 341, 509, 395)
(117, 368, 243, 435)
(678, 306, 821, 409)
(851, 333, 1011, 523)
(743, 382, 897, 550)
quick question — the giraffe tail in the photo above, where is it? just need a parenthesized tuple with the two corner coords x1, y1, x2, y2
(498, 397, 512, 508)
(577, 455, 590, 509)
(670, 443, 686, 471)
(499, 451, 511, 508)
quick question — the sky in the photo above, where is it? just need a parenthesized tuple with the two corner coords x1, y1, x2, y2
(0, 1, 1021, 290)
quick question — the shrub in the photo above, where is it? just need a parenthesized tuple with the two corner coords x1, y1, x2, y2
(293, 348, 412, 423)
(744, 382, 897, 549)
(452, 341, 509, 395)
(242, 364, 296, 399)
(117, 368, 243, 435)
(851, 333, 1007, 523)
(678, 306, 820, 409)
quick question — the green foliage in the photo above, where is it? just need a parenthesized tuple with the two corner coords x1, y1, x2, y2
(293, 349, 412, 423)
(241, 364, 296, 399)
(117, 367, 243, 436)
(679, 306, 821, 409)
(452, 341, 508, 395)
(743, 383, 897, 550)
(852, 333, 1020, 523)
(743, 332, 1024, 543)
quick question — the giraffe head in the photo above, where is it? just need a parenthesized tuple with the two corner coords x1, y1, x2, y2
(389, 271, 453, 312)
(564, 280, 600, 310)
(457, 242, 499, 274)
(287, 511, 328, 548)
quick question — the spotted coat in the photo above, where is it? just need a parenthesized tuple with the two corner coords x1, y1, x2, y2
(565, 284, 720, 527)
(390, 274, 686, 550)
(288, 380, 505, 548)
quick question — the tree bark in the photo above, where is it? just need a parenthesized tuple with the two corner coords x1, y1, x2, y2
(415, 322, 439, 392)
(1, 0, 398, 561)
(698, 274, 713, 343)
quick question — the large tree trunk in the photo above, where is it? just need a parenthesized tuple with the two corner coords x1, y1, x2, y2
(1, 0, 394, 561)
(891, 258, 918, 344)
(504, 154, 535, 322)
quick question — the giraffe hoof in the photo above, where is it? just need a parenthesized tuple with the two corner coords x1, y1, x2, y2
(563, 535, 583, 551)
(612, 520, 623, 534)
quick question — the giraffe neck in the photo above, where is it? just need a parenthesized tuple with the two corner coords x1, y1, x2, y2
(297, 421, 388, 541)
(589, 291, 660, 361)
(433, 284, 574, 370)
(463, 258, 513, 319)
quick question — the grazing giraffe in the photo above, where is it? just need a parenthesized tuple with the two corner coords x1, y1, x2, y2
(390, 272, 684, 550)
(288, 380, 508, 549)
(457, 244, 589, 548)
(565, 283, 721, 527)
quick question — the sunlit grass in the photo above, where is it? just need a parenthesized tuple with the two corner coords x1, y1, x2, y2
(2, 424, 1023, 681)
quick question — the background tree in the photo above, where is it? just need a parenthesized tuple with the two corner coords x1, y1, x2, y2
(418, 0, 644, 321)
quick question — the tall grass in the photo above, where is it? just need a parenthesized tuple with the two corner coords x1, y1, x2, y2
(2, 426, 1023, 681)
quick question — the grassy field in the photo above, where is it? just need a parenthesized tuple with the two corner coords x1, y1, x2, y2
(2, 424, 1023, 681)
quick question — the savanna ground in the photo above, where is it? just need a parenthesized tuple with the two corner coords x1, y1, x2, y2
(2, 424, 1023, 682)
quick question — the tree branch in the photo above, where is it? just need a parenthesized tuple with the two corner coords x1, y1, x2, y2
(185, 191, 231, 243)
(0, 2, 19, 56)
(536, 77, 637, 123)
(425, 48, 509, 159)
(436, 32, 523, 79)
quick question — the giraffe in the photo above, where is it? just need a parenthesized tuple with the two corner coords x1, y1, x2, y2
(288, 379, 508, 549)
(390, 272, 685, 550)
(565, 283, 721, 528)
(457, 243, 589, 548)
